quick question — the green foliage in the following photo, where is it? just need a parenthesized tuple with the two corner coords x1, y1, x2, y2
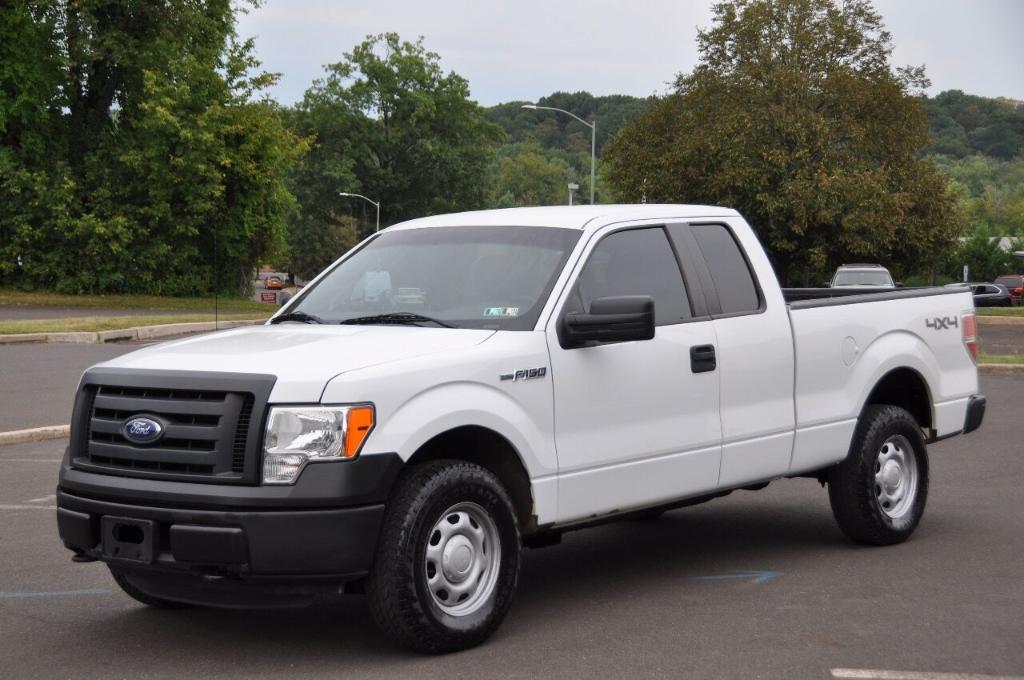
(487, 92, 651, 203)
(280, 33, 504, 276)
(953, 224, 1022, 282)
(492, 140, 576, 207)
(603, 0, 964, 285)
(932, 155, 1024, 236)
(0, 0, 303, 295)
(923, 90, 1024, 160)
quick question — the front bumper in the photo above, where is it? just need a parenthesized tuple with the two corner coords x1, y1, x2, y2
(57, 451, 403, 605)
(57, 490, 384, 578)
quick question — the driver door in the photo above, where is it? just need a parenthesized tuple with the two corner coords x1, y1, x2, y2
(546, 224, 722, 523)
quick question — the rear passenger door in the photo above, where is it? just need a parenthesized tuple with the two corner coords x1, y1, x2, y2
(547, 224, 722, 523)
(668, 221, 795, 487)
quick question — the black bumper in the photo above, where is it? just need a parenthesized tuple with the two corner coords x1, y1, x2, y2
(57, 490, 384, 578)
(57, 451, 403, 603)
(964, 394, 986, 434)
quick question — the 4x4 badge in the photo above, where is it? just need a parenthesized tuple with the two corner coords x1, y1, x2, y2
(926, 316, 958, 331)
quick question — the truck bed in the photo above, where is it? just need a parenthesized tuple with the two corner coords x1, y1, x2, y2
(782, 285, 977, 476)
(782, 286, 960, 306)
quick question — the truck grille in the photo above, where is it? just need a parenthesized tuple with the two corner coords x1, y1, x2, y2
(69, 369, 275, 485)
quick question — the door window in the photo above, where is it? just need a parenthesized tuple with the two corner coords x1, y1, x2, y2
(570, 227, 692, 325)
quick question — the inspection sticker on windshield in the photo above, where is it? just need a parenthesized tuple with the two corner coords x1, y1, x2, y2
(484, 307, 519, 317)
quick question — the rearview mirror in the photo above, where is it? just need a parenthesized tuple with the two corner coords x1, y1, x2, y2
(561, 295, 655, 349)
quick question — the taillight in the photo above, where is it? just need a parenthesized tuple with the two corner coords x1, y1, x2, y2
(1015, 287, 1022, 295)
(962, 311, 978, 363)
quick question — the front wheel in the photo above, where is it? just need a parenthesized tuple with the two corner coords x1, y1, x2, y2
(366, 460, 521, 653)
(827, 405, 930, 545)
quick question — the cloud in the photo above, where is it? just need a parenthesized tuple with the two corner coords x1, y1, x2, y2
(236, 0, 1024, 106)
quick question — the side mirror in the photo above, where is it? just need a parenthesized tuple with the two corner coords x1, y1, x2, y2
(278, 290, 293, 307)
(894, 282, 904, 288)
(561, 295, 655, 349)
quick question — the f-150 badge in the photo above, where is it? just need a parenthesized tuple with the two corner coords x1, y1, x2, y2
(500, 367, 547, 382)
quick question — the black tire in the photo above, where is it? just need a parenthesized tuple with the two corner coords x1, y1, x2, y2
(109, 568, 193, 609)
(827, 405, 930, 545)
(366, 460, 521, 654)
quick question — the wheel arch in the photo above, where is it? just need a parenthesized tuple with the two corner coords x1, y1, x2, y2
(405, 425, 537, 534)
(860, 366, 934, 432)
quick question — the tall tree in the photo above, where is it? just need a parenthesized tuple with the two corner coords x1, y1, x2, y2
(0, 0, 303, 295)
(289, 33, 504, 237)
(604, 0, 964, 283)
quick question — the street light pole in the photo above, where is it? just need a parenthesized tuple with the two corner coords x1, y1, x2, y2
(338, 192, 380, 232)
(522, 104, 596, 205)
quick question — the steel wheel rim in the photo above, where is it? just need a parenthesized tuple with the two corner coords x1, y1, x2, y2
(874, 434, 919, 520)
(424, 501, 501, 617)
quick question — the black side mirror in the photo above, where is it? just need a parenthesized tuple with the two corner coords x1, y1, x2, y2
(278, 290, 293, 307)
(561, 295, 655, 349)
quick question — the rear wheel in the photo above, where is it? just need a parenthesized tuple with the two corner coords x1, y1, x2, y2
(366, 460, 521, 653)
(109, 568, 193, 609)
(827, 405, 930, 545)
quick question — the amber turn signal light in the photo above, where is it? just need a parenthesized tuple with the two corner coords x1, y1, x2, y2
(345, 406, 375, 458)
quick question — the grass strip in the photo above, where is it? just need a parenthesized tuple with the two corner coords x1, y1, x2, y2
(0, 289, 271, 314)
(976, 307, 1024, 317)
(978, 353, 1024, 365)
(0, 313, 270, 335)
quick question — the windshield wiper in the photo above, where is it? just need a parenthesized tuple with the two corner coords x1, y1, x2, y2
(269, 311, 326, 325)
(338, 312, 457, 329)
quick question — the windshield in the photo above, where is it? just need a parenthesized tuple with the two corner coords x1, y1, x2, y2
(832, 270, 893, 287)
(285, 226, 581, 330)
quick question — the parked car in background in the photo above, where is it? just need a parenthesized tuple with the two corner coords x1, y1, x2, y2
(993, 275, 1023, 305)
(944, 282, 1013, 307)
(265, 275, 284, 290)
(830, 263, 896, 288)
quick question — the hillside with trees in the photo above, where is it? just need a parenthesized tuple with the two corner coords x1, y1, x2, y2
(1, 0, 1020, 296)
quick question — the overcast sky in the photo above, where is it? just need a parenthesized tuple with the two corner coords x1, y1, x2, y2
(236, 0, 1024, 106)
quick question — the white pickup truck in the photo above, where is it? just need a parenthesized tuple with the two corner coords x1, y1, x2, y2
(57, 205, 985, 653)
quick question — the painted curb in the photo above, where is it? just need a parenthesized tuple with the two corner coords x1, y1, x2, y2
(977, 315, 1024, 326)
(0, 319, 265, 346)
(0, 425, 71, 446)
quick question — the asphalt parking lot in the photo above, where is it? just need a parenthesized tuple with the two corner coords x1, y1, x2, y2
(0, 374, 1021, 679)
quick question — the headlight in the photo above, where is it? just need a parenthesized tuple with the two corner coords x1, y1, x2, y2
(262, 405, 375, 485)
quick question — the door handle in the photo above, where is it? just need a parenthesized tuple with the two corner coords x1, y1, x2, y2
(690, 344, 717, 373)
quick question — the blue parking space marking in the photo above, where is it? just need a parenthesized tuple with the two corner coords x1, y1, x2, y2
(691, 570, 782, 584)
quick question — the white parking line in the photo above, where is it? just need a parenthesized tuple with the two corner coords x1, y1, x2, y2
(832, 669, 1024, 680)
(0, 505, 57, 510)
(27, 494, 56, 504)
(0, 459, 62, 463)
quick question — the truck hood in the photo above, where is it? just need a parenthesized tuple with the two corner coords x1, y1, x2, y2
(97, 324, 496, 402)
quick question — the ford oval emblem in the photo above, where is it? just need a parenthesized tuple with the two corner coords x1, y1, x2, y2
(122, 416, 163, 444)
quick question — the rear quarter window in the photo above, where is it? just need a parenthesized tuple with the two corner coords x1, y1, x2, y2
(690, 224, 761, 315)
